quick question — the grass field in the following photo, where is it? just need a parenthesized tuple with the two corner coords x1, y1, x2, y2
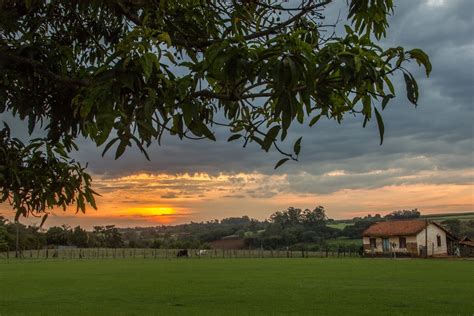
(1, 258, 473, 315)
(332, 212, 474, 226)
(327, 222, 352, 230)
(423, 213, 474, 221)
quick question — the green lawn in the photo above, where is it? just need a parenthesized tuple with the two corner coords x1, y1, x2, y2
(1, 258, 473, 315)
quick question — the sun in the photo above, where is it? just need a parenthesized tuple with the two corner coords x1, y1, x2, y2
(127, 207, 176, 216)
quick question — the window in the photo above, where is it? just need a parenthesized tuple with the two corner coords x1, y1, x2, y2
(370, 238, 377, 248)
(399, 237, 407, 249)
(437, 235, 442, 247)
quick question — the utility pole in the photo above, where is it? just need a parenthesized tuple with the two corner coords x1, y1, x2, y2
(425, 219, 428, 258)
(15, 220, 19, 258)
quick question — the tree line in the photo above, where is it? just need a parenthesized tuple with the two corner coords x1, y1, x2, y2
(2, 207, 471, 253)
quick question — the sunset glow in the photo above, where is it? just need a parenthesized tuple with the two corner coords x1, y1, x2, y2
(126, 207, 176, 216)
(1, 169, 471, 229)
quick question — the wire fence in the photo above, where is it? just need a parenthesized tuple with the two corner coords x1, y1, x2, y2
(0, 247, 361, 260)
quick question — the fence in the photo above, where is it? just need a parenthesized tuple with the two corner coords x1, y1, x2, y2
(0, 247, 360, 260)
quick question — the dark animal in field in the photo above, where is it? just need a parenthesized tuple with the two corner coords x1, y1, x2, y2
(177, 249, 188, 257)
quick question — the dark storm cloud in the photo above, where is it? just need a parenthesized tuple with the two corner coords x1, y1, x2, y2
(2, 0, 473, 196)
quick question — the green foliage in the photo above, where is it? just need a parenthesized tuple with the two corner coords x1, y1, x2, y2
(0, 1, 432, 217)
(441, 219, 474, 238)
(0, 216, 46, 250)
(92, 225, 124, 248)
(441, 219, 462, 236)
(384, 208, 421, 220)
(341, 220, 375, 239)
(46, 225, 70, 246)
(0, 218, 8, 251)
(259, 206, 339, 248)
(0, 125, 97, 219)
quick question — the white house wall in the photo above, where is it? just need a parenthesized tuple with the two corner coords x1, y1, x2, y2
(416, 224, 447, 256)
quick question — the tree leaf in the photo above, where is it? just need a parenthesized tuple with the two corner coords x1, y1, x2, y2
(309, 114, 322, 127)
(157, 32, 172, 46)
(381, 94, 393, 110)
(40, 214, 49, 228)
(274, 158, 290, 169)
(115, 139, 128, 160)
(293, 137, 302, 155)
(409, 48, 432, 77)
(227, 134, 242, 142)
(263, 126, 280, 152)
(374, 107, 384, 145)
(248, 136, 262, 149)
(28, 114, 35, 135)
(403, 72, 419, 106)
(102, 137, 119, 157)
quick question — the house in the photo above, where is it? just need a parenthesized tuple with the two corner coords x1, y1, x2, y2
(458, 236, 474, 257)
(362, 219, 456, 257)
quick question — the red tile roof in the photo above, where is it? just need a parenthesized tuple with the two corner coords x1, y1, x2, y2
(363, 220, 427, 237)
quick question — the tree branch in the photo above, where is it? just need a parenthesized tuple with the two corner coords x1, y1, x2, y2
(0, 51, 89, 87)
(113, 0, 333, 49)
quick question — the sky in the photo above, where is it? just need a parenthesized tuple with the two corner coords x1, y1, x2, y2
(1, 0, 473, 229)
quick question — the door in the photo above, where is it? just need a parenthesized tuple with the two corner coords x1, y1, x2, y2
(382, 238, 390, 252)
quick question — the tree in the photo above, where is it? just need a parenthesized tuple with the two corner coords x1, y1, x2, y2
(70, 226, 89, 248)
(93, 225, 124, 248)
(0, 126, 97, 221)
(270, 207, 304, 227)
(103, 225, 124, 248)
(0, 1, 431, 219)
(46, 225, 71, 246)
(341, 219, 375, 239)
(0, 217, 9, 251)
(384, 209, 421, 220)
(303, 206, 327, 226)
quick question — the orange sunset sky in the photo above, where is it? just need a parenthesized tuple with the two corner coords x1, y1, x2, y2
(1, 170, 473, 229)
